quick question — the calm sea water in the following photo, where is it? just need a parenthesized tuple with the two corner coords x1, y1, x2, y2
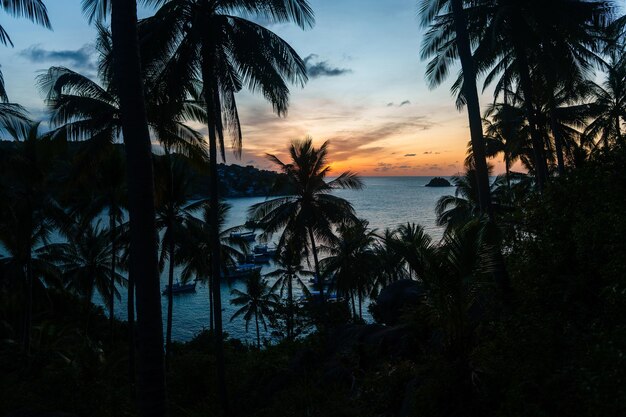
(11, 177, 456, 343)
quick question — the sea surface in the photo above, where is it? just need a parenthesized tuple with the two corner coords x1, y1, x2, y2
(9, 176, 457, 343)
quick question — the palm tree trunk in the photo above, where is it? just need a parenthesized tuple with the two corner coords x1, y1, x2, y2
(548, 93, 566, 176)
(450, 0, 492, 217)
(308, 227, 323, 299)
(165, 150, 175, 369)
(128, 267, 136, 395)
(510, 26, 548, 190)
(208, 275, 214, 331)
(350, 291, 357, 321)
(255, 313, 261, 349)
(109, 209, 117, 342)
(165, 227, 175, 369)
(22, 259, 32, 354)
(201, 41, 229, 412)
(110, 1, 166, 415)
(287, 275, 293, 340)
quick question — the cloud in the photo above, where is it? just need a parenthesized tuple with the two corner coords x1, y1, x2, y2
(387, 100, 412, 108)
(304, 54, 352, 78)
(19, 44, 96, 72)
(424, 151, 432, 155)
(404, 153, 416, 157)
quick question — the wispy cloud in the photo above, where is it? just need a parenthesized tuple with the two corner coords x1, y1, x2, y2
(304, 54, 352, 79)
(404, 153, 416, 157)
(19, 44, 96, 72)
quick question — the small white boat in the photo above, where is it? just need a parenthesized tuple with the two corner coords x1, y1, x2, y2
(226, 263, 262, 279)
(162, 281, 197, 295)
(230, 231, 257, 242)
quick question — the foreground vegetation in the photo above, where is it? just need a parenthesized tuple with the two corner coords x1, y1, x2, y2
(2, 0, 626, 416)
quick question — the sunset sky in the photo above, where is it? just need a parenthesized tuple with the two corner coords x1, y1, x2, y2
(0, 0, 503, 176)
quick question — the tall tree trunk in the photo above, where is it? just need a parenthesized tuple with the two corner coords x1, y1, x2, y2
(165, 151, 175, 369)
(201, 43, 229, 413)
(350, 291, 357, 319)
(208, 274, 214, 331)
(128, 267, 136, 395)
(255, 313, 260, 349)
(110, 1, 166, 416)
(22, 258, 32, 354)
(548, 93, 566, 176)
(510, 26, 548, 190)
(450, 0, 492, 217)
(109, 209, 117, 342)
(165, 227, 175, 369)
(287, 274, 293, 340)
(308, 227, 322, 299)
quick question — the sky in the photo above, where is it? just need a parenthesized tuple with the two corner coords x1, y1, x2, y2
(0, 0, 503, 176)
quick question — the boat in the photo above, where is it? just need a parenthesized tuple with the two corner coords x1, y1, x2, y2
(230, 231, 257, 242)
(162, 281, 197, 295)
(226, 263, 262, 279)
(253, 244, 277, 256)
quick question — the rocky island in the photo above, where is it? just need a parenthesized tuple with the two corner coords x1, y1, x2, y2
(425, 177, 452, 187)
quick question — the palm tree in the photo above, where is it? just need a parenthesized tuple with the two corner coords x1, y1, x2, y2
(154, 158, 197, 365)
(139, 2, 313, 403)
(475, 0, 611, 188)
(370, 228, 410, 293)
(419, 0, 493, 216)
(230, 270, 279, 349)
(586, 47, 626, 147)
(436, 168, 510, 234)
(320, 219, 378, 320)
(248, 138, 363, 300)
(81, 0, 166, 414)
(265, 244, 312, 339)
(389, 223, 436, 280)
(0, 0, 51, 101)
(178, 201, 248, 331)
(42, 220, 125, 317)
(0, 123, 63, 353)
(482, 102, 529, 186)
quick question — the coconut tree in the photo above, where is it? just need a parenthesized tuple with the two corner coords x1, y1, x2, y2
(0, 123, 63, 353)
(153, 157, 196, 365)
(178, 201, 248, 331)
(265, 243, 312, 339)
(389, 223, 436, 280)
(473, 0, 611, 187)
(41, 220, 125, 317)
(0, 0, 51, 101)
(586, 47, 626, 147)
(81, 0, 166, 413)
(138, 2, 313, 404)
(370, 228, 410, 294)
(436, 167, 512, 234)
(320, 219, 378, 320)
(248, 138, 363, 300)
(419, 0, 493, 215)
(230, 270, 279, 349)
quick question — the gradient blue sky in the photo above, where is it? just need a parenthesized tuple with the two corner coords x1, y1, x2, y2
(0, 0, 495, 176)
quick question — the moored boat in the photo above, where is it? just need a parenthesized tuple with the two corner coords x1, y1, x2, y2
(162, 281, 197, 295)
(230, 231, 257, 242)
(226, 263, 262, 279)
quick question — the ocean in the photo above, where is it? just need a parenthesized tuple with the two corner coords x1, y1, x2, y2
(151, 176, 454, 342)
(10, 176, 456, 343)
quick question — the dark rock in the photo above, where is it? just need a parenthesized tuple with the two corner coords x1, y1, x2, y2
(371, 280, 424, 326)
(425, 177, 452, 187)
